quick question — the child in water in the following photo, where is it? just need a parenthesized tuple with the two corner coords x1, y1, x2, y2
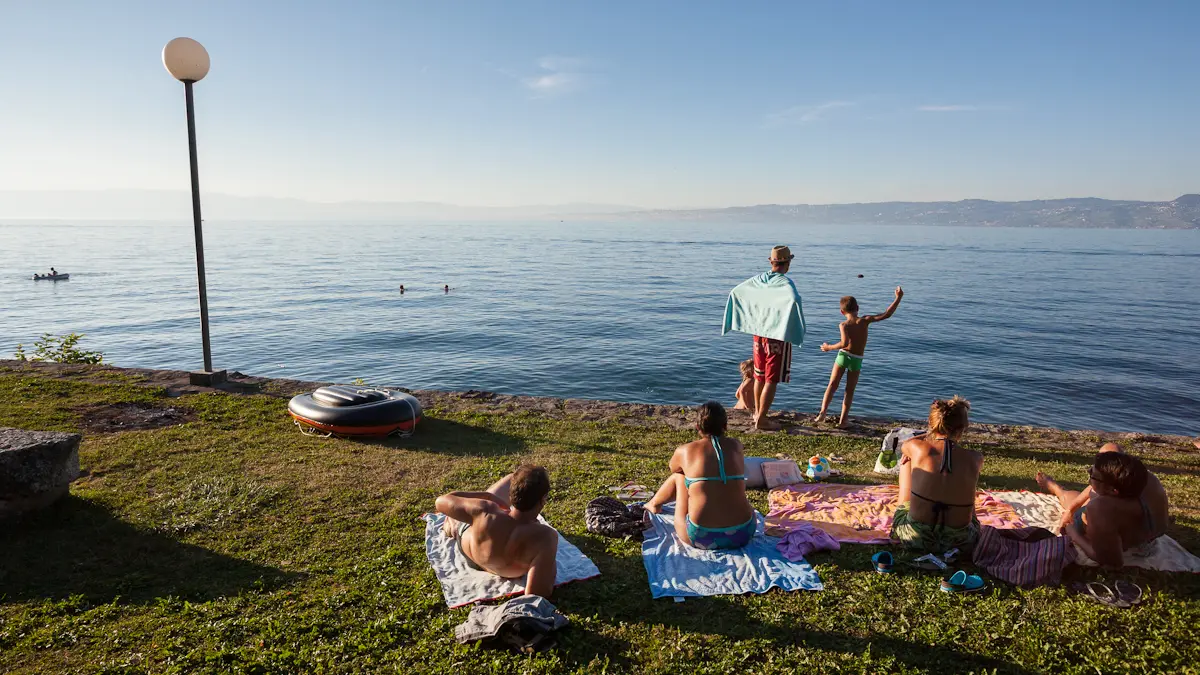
(733, 359, 755, 412)
(815, 286, 903, 428)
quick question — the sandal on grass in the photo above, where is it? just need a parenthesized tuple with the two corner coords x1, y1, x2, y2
(871, 551, 895, 574)
(939, 570, 986, 593)
(1074, 581, 1132, 609)
(1114, 580, 1144, 606)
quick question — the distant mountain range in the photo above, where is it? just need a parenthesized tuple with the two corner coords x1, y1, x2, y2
(1, 189, 1197, 228)
(600, 194, 1200, 229)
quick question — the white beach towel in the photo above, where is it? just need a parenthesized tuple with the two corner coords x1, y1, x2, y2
(989, 490, 1200, 573)
(422, 513, 601, 608)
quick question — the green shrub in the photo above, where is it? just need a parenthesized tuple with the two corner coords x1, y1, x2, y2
(13, 333, 104, 365)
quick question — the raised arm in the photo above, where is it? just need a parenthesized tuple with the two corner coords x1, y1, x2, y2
(867, 287, 904, 323)
(435, 491, 507, 523)
(820, 323, 849, 352)
(1058, 486, 1092, 530)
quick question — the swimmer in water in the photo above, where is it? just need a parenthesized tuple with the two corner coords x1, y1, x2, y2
(400, 285, 405, 294)
(444, 285, 450, 293)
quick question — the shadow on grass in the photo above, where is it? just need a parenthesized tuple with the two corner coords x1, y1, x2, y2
(0, 497, 298, 605)
(373, 418, 528, 457)
(560, 534, 1032, 674)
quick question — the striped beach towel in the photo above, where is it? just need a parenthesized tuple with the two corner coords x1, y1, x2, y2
(971, 526, 1075, 587)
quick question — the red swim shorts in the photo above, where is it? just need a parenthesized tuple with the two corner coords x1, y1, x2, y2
(752, 335, 792, 383)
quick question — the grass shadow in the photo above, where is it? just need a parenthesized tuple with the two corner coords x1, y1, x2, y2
(371, 418, 528, 457)
(0, 497, 298, 605)
(599, 592, 1033, 674)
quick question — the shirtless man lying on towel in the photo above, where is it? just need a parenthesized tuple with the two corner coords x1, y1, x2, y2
(436, 464, 559, 598)
(1037, 443, 1169, 569)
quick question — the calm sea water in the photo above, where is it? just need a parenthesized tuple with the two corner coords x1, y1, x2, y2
(1, 221, 1197, 435)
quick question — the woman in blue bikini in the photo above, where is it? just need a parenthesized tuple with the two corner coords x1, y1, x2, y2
(645, 402, 757, 550)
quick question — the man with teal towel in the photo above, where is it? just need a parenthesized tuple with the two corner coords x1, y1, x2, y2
(722, 245, 806, 430)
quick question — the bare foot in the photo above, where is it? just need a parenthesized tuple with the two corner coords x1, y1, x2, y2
(644, 501, 661, 514)
(442, 517, 459, 539)
(1193, 439, 1199, 451)
(1035, 471, 1062, 496)
(837, 418, 851, 429)
(755, 417, 782, 431)
(811, 415, 824, 426)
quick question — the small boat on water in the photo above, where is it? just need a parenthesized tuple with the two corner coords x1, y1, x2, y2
(32, 273, 70, 281)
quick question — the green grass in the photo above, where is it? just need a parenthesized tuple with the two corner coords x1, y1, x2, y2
(1, 369, 1199, 674)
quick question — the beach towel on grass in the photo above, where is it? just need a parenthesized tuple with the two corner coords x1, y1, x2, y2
(422, 513, 601, 608)
(765, 484, 1024, 543)
(641, 505, 823, 599)
(722, 272, 806, 344)
(988, 491, 1200, 574)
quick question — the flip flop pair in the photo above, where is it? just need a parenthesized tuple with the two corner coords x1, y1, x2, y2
(1074, 580, 1144, 608)
(939, 570, 987, 593)
(871, 551, 895, 574)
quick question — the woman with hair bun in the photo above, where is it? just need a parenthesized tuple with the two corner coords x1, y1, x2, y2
(891, 396, 983, 553)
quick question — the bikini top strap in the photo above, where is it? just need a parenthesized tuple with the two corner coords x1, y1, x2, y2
(711, 436, 728, 482)
(1139, 495, 1156, 532)
(939, 438, 953, 475)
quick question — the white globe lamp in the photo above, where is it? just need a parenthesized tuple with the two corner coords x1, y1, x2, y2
(162, 37, 223, 385)
(162, 37, 210, 82)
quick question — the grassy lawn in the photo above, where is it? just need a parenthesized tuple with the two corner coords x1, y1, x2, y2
(1, 365, 1198, 674)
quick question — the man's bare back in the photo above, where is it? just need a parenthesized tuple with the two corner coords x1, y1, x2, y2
(436, 468, 559, 598)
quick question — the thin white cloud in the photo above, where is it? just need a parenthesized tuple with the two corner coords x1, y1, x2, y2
(764, 101, 855, 127)
(521, 56, 591, 97)
(917, 104, 980, 112)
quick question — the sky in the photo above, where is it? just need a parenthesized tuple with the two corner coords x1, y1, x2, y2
(1, 1, 1198, 209)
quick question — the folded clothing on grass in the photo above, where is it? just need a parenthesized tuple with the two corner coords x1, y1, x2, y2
(641, 505, 823, 599)
(423, 512, 601, 608)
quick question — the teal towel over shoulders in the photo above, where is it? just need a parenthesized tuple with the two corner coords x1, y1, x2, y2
(722, 272, 806, 345)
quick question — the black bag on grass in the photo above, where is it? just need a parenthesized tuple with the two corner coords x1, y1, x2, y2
(585, 496, 648, 540)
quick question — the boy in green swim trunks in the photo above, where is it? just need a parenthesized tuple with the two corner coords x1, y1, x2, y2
(816, 286, 903, 428)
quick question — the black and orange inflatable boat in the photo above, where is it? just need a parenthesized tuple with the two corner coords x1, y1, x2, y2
(288, 385, 421, 437)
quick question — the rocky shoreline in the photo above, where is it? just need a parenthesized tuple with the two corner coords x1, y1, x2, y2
(1, 360, 1194, 455)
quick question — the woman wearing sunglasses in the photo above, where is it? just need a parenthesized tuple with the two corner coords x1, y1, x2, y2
(1036, 443, 1169, 568)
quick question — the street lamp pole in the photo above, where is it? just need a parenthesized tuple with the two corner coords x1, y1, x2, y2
(163, 37, 225, 386)
(183, 79, 213, 373)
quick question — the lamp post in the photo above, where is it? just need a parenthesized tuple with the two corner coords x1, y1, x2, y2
(162, 37, 225, 386)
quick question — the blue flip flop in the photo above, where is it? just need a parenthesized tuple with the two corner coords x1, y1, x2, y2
(939, 570, 986, 593)
(872, 551, 895, 574)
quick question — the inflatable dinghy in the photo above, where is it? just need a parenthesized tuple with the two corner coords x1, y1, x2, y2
(288, 386, 421, 437)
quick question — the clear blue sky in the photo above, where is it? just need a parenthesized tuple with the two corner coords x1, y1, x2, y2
(1, 0, 1197, 208)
